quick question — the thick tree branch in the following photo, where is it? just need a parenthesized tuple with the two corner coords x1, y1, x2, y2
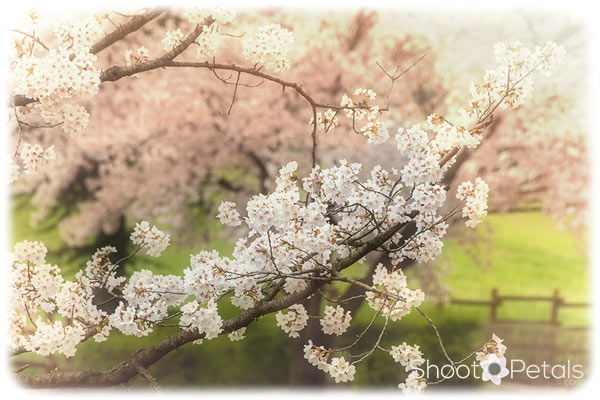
(101, 22, 210, 82)
(131, 362, 161, 392)
(90, 10, 163, 55)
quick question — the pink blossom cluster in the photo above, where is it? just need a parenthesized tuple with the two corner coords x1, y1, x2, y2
(180, 300, 223, 340)
(303, 341, 356, 383)
(183, 6, 236, 26)
(390, 342, 425, 371)
(392, 342, 427, 392)
(275, 304, 309, 338)
(339, 88, 389, 144)
(456, 177, 490, 228)
(18, 142, 56, 176)
(9, 240, 115, 356)
(217, 201, 242, 227)
(366, 265, 425, 320)
(196, 25, 221, 58)
(398, 371, 427, 394)
(243, 24, 294, 72)
(125, 46, 150, 66)
(228, 327, 247, 341)
(10, 27, 102, 136)
(162, 28, 184, 51)
(310, 109, 340, 131)
(465, 41, 566, 118)
(130, 220, 171, 257)
(320, 305, 352, 335)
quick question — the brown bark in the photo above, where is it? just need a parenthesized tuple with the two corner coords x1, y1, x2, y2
(90, 11, 163, 55)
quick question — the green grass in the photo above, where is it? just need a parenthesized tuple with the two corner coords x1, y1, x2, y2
(10, 198, 590, 386)
(444, 213, 588, 299)
(439, 212, 589, 326)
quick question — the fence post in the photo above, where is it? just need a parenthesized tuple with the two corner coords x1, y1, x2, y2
(490, 288, 499, 322)
(551, 288, 562, 325)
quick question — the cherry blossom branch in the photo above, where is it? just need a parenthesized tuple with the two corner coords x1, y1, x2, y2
(101, 22, 211, 82)
(163, 61, 386, 168)
(90, 10, 163, 55)
(11, 10, 164, 108)
(15, 219, 408, 388)
(10, 29, 49, 51)
(350, 304, 394, 364)
(11, 324, 100, 358)
(331, 300, 385, 353)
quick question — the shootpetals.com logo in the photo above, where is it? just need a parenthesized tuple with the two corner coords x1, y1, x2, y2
(480, 354, 509, 385)
(411, 333, 585, 386)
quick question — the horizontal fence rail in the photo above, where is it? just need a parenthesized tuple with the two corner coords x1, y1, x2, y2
(450, 288, 590, 325)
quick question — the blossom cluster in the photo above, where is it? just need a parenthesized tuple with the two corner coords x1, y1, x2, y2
(130, 220, 171, 257)
(310, 109, 339, 131)
(398, 371, 427, 394)
(428, 113, 481, 153)
(180, 300, 223, 340)
(475, 333, 507, 362)
(162, 28, 184, 52)
(8, 239, 117, 356)
(83, 246, 125, 292)
(243, 24, 294, 72)
(13, 240, 48, 265)
(54, 16, 105, 51)
(217, 201, 242, 227)
(303, 340, 330, 371)
(275, 304, 309, 338)
(181, 5, 236, 58)
(303, 341, 356, 383)
(390, 342, 425, 371)
(339, 88, 389, 144)
(328, 357, 356, 383)
(228, 327, 246, 341)
(366, 264, 425, 320)
(464, 41, 566, 118)
(320, 305, 352, 335)
(109, 269, 185, 337)
(18, 142, 56, 176)
(183, 6, 236, 26)
(10, 16, 104, 138)
(395, 124, 446, 186)
(456, 177, 489, 228)
(125, 46, 150, 66)
(196, 25, 221, 58)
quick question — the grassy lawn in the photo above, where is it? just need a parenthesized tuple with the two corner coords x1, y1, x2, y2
(440, 212, 589, 326)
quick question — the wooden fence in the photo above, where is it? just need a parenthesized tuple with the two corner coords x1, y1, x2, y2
(450, 288, 590, 325)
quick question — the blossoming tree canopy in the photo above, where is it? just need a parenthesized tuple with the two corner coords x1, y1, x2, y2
(7, 7, 567, 391)
(8, 10, 441, 246)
